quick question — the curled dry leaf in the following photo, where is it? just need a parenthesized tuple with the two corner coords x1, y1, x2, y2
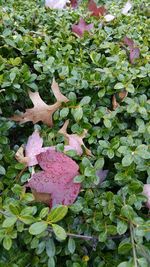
(72, 18, 93, 38)
(123, 36, 134, 47)
(26, 150, 81, 207)
(129, 47, 140, 64)
(45, 0, 68, 9)
(11, 78, 69, 126)
(143, 184, 150, 209)
(15, 145, 28, 165)
(123, 36, 140, 64)
(119, 90, 128, 101)
(88, 0, 106, 17)
(121, 1, 132, 15)
(112, 95, 120, 110)
(59, 120, 91, 156)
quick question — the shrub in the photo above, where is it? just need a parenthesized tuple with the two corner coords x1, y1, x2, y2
(0, 0, 150, 266)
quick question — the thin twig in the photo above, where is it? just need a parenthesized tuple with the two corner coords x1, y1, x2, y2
(16, 166, 27, 181)
(48, 227, 94, 240)
(130, 223, 138, 267)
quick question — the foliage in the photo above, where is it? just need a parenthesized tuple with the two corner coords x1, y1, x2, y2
(0, 0, 150, 266)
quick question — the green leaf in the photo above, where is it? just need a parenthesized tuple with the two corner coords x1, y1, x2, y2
(98, 231, 107, 242)
(104, 118, 112, 128)
(60, 108, 69, 118)
(126, 84, 135, 93)
(46, 238, 55, 257)
(74, 175, 84, 183)
(29, 221, 47, 235)
(72, 106, 83, 122)
(39, 207, 49, 219)
(121, 205, 134, 220)
(2, 217, 17, 228)
(47, 205, 68, 223)
(135, 145, 150, 159)
(0, 165, 6, 175)
(9, 204, 20, 216)
(117, 261, 133, 267)
(122, 154, 133, 166)
(48, 257, 55, 267)
(68, 238, 76, 254)
(80, 96, 91, 106)
(3, 236, 12, 250)
(52, 224, 67, 240)
(10, 72, 16, 82)
(118, 241, 132, 254)
(114, 83, 124, 90)
(20, 215, 35, 225)
(94, 157, 104, 170)
(117, 220, 128, 235)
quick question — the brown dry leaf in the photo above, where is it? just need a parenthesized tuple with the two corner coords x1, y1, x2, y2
(112, 95, 120, 110)
(32, 189, 51, 205)
(15, 145, 28, 165)
(11, 78, 69, 126)
(58, 120, 91, 156)
(119, 90, 128, 101)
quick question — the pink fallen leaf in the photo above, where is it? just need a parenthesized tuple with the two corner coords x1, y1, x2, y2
(123, 36, 134, 47)
(143, 184, 150, 209)
(70, 0, 78, 8)
(58, 120, 91, 156)
(25, 131, 43, 166)
(15, 131, 80, 167)
(45, 0, 68, 9)
(88, 0, 106, 17)
(26, 150, 80, 207)
(121, 1, 132, 15)
(129, 47, 140, 64)
(36, 150, 79, 179)
(122, 36, 140, 64)
(96, 169, 108, 184)
(11, 78, 69, 126)
(72, 18, 93, 38)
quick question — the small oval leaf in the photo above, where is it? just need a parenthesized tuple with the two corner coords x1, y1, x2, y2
(29, 221, 47, 235)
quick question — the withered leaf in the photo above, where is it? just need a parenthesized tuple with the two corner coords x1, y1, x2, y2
(112, 95, 120, 110)
(88, 0, 106, 17)
(11, 78, 69, 126)
(72, 18, 93, 38)
(119, 90, 128, 101)
(26, 150, 81, 207)
(58, 120, 91, 156)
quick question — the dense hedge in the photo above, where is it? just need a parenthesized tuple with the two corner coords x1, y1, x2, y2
(0, 0, 150, 266)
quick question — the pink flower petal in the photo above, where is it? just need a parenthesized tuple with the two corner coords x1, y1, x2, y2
(88, 0, 106, 17)
(72, 18, 93, 38)
(129, 47, 140, 64)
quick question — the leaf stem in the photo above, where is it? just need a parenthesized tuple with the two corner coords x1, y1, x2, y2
(130, 223, 138, 267)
